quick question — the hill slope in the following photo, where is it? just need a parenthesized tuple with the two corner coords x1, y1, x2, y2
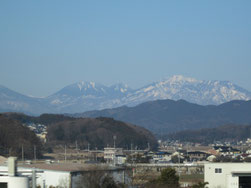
(75, 99, 251, 134)
(0, 114, 43, 158)
(46, 117, 158, 150)
(168, 124, 251, 144)
(2, 113, 157, 150)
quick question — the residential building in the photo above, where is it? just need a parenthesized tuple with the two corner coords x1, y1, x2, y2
(104, 147, 123, 163)
(187, 151, 209, 161)
(205, 163, 251, 188)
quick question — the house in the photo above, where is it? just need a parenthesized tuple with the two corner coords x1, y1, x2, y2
(204, 163, 251, 188)
(153, 151, 172, 163)
(115, 155, 127, 165)
(187, 151, 209, 161)
(213, 146, 241, 156)
(104, 147, 123, 163)
(0, 156, 7, 165)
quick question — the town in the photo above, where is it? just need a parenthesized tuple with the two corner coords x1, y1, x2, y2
(1, 0, 251, 188)
(1, 121, 251, 188)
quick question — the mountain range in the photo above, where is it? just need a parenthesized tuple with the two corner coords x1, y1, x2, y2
(74, 99, 251, 135)
(1, 75, 251, 114)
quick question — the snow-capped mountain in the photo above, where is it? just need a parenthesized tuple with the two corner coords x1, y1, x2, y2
(122, 75, 251, 106)
(45, 81, 133, 113)
(0, 75, 251, 114)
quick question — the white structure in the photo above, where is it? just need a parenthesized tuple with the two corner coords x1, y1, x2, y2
(115, 155, 127, 165)
(0, 157, 29, 188)
(0, 161, 130, 188)
(104, 147, 123, 162)
(205, 163, 251, 188)
(0, 176, 29, 188)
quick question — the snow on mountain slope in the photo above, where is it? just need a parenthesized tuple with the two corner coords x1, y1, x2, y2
(0, 76, 251, 114)
(45, 81, 133, 113)
(121, 75, 251, 106)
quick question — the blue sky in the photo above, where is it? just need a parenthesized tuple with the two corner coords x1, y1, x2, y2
(1, 1, 251, 97)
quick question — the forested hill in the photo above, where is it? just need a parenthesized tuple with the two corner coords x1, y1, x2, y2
(0, 114, 43, 158)
(75, 99, 251, 134)
(2, 113, 158, 151)
(3, 112, 75, 125)
(167, 124, 251, 144)
(47, 117, 158, 150)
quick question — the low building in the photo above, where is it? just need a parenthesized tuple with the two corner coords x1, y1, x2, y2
(0, 157, 29, 188)
(205, 163, 251, 188)
(104, 147, 123, 163)
(0, 160, 131, 188)
(213, 146, 241, 156)
(187, 151, 209, 161)
(115, 155, 127, 165)
(153, 151, 172, 163)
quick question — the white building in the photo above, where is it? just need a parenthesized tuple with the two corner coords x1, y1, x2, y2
(104, 147, 123, 162)
(0, 157, 29, 188)
(0, 161, 130, 188)
(205, 163, 251, 188)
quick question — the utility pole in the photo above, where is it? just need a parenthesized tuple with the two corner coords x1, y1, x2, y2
(178, 153, 181, 177)
(113, 135, 117, 148)
(22, 144, 24, 162)
(87, 143, 90, 161)
(95, 147, 97, 161)
(64, 145, 67, 162)
(34, 145, 36, 162)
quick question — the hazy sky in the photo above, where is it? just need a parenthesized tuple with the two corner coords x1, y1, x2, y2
(1, 1, 251, 97)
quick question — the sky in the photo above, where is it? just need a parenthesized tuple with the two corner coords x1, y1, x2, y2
(0, 1, 251, 97)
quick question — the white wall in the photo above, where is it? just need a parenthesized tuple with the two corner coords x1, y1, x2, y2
(0, 176, 29, 188)
(36, 170, 71, 188)
(205, 163, 251, 188)
(0, 165, 71, 188)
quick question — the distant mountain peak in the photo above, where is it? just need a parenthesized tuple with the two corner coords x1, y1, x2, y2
(153, 75, 200, 88)
(166, 75, 199, 83)
(77, 81, 99, 91)
(110, 83, 131, 93)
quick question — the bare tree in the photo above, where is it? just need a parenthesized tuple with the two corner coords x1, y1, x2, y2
(75, 165, 126, 188)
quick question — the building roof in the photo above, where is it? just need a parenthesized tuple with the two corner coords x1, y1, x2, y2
(0, 156, 7, 165)
(208, 149, 219, 155)
(188, 151, 207, 155)
(19, 163, 124, 173)
(155, 151, 172, 155)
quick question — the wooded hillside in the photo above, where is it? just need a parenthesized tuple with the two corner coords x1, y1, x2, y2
(0, 114, 42, 159)
(47, 117, 158, 150)
(168, 124, 251, 144)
